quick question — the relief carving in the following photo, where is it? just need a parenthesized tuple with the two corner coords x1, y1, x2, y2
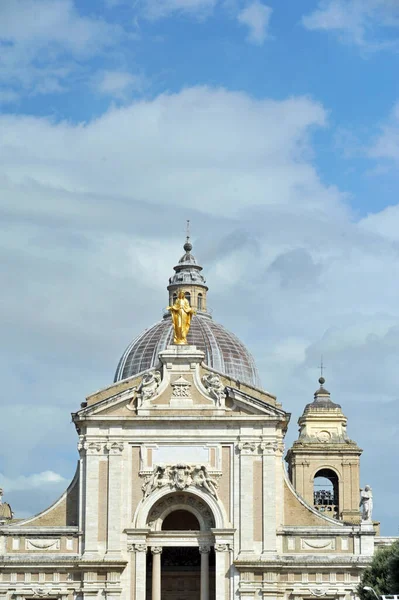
(142, 464, 218, 498)
(32, 588, 61, 598)
(26, 539, 60, 551)
(171, 376, 191, 399)
(300, 538, 336, 550)
(309, 589, 327, 596)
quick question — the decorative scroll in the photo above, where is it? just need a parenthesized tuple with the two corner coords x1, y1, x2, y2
(127, 371, 161, 410)
(142, 464, 218, 498)
(202, 373, 226, 407)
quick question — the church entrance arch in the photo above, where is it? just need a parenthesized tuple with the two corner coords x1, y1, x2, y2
(145, 492, 216, 600)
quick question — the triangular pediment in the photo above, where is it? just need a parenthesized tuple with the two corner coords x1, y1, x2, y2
(74, 373, 289, 423)
(74, 345, 289, 423)
(225, 386, 288, 417)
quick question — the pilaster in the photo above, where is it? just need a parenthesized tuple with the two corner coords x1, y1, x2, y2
(237, 441, 256, 554)
(106, 441, 124, 557)
(82, 441, 103, 556)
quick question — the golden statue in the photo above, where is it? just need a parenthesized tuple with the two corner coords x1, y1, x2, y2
(167, 290, 196, 344)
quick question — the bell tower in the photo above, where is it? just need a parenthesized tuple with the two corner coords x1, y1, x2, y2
(285, 377, 362, 524)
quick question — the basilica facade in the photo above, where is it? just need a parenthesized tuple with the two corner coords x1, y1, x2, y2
(0, 238, 394, 600)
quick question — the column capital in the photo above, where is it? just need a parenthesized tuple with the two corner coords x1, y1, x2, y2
(259, 441, 279, 455)
(151, 546, 163, 554)
(237, 440, 258, 455)
(128, 543, 147, 552)
(107, 441, 124, 455)
(199, 545, 211, 554)
(214, 543, 232, 552)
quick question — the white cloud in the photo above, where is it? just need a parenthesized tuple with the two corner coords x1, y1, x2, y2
(94, 70, 144, 98)
(302, 0, 399, 50)
(237, 2, 272, 45)
(368, 101, 399, 163)
(1, 86, 399, 532)
(143, 0, 217, 19)
(0, 0, 123, 96)
(0, 471, 67, 492)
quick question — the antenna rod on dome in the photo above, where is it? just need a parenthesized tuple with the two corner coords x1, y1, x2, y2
(186, 219, 190, 241)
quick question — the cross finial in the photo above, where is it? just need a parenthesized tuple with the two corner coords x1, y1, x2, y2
(318, 355, 326, 386)
(186, 219, 190, 240)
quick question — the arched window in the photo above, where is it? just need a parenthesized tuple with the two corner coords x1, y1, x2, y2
(185, 292, 191, 304)
(198, 293, 203, 310)
(313, 468, 339, 519)
(173, 293, 177, 303)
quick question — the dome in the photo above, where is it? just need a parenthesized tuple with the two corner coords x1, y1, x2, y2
(114, 234, 261, 388)
(114, 313, 261, 388)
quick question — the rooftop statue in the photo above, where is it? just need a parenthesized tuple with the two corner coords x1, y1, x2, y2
(0, 488, 13, 521)
(167, 290, 196, 345)
(360, 485, 373, 522)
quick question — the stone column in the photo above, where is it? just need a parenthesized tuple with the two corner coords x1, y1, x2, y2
(106, 441, 124, 555)
(199, 545, 210, 600)
(151, 546, 162, 600)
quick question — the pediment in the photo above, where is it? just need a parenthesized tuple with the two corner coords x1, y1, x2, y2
(225, 387, 288, 417)
(76, 345, 289, 422)
(75, 373, 288, 422)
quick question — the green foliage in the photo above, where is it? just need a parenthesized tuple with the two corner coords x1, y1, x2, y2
(388, 542, 399, 590)
(358, 541, 399, 600)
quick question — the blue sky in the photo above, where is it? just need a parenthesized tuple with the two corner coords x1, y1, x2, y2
(1, 0, 399, 535)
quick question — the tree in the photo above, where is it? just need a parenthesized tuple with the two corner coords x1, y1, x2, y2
(388, 542, 399, 591)
(358, 541, 399, 600)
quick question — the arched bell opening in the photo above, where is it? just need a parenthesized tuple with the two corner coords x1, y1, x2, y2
(313, 468, 339, 519)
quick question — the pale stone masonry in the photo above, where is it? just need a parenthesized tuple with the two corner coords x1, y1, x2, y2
(0, 238, 397, 600)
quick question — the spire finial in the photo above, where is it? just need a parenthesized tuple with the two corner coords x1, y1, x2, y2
(184, 220, 192, 252)
(318, 355, 325, 386)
